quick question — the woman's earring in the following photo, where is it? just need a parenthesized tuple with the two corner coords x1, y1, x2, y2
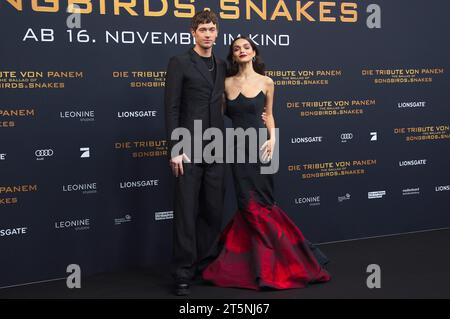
(252, 56, 256, 62)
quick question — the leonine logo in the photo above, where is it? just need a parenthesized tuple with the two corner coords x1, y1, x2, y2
(55, 219, 90, 231)
(294, 195, 320, 206)
(63, 182, 97, 194)
(60, 110, 95, 122)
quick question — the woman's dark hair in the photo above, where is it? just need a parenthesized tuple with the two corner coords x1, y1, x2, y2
(226, 36, 266, 77)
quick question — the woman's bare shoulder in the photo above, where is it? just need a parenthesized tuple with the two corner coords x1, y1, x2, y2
(259, 75, 274, 94)
(262, 75, 274, 86)
(225, 76, 237, 90)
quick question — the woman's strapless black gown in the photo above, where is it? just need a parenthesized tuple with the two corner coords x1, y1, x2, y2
(202, 90, 331, 290)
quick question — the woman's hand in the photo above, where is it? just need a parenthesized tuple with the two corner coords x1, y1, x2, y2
(261, 112, 267, 125)
(260, 138, 276, 162)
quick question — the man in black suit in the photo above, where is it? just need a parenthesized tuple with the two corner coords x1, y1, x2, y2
(164, 10, 226, 296)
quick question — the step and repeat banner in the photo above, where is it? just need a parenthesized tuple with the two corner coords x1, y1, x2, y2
(0, 0, 449, 287)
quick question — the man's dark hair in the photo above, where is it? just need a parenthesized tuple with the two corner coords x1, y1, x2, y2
(191, 10, 219, 31)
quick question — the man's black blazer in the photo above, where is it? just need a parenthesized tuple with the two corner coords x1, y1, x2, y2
(164, 48, 226, 159)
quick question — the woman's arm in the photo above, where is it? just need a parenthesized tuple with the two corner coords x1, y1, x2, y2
(261, 77, 276, 161)
(264, 77, 276, 140)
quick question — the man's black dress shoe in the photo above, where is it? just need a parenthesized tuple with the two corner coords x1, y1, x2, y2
(174, 283, 190, 296)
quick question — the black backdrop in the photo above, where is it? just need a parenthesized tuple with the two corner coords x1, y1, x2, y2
(0, 0, 449, 287)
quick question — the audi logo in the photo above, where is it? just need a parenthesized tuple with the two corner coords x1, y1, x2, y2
(341, 133, 354, 140)
(35, 149, 54, 157)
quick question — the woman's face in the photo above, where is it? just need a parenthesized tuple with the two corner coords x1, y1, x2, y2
(232, 39, 256, 64)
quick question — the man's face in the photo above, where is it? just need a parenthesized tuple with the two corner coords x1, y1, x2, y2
(192, 22, 218, 49)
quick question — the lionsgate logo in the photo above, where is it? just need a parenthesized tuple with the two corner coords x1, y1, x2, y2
(340, 133, 354, 143)
(397, 101, 426, 109)
(294, 196, 320, 207)
(399, 159, 427, 167)
(119, 179, 159, 189)
(402, 187, 420, 196)
(0, 227, 28, 237)
(0, 153, 6, 161)
(368, 190, 386, 199)
(155, 211, 173, 221)
(55, 219, 90, 231)
(117, 110, 157, 119)
(63, 183, 97, 194)
(435, 185, 450, 192)
(35, 149, 54, 160)
(114, 214, 132, 226)
(338, 193, 351, 203)
(291, 136, 323, 144)
(60, 110, 95, 122)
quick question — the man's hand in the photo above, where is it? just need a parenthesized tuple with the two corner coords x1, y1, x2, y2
(170, 153, 191, 177)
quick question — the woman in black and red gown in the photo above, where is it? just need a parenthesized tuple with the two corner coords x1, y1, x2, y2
(202, 36, 331, 290)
